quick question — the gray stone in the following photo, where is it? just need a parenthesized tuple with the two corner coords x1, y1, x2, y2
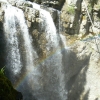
(27, 14, 32, 21)
(26, 20, 31, 27)
(66, 36, 100, 100)
(31, 17, 35, 22)
(36, 18, 42, 23)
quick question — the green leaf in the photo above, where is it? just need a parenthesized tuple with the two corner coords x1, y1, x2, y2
(0, 67, 5, 75)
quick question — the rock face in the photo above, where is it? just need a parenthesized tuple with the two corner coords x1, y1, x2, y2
(0, 3, 5, 69)
(61, 0, 100, 37)
(66, 37, 100, 100)
(0, 0, 100, 100)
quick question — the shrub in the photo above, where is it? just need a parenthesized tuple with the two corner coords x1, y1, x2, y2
(0, 67, 5, 75)
(67, 5, 75, 15)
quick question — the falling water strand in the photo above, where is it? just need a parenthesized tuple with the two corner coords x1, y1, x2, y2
(58, 10, 68, 100)
(16, 7, 34, 71)
(32, 3, 68, 100)
(4, 5, 37, 82)
(16, 6, 41, 95)
(4, 5, 22, 75)
(4, 4, 41, 100)
(41, 11, 67, 99)
(32, 2, 59, 51)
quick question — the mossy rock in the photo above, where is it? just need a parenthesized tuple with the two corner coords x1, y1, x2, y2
(0, 74, 23, 100)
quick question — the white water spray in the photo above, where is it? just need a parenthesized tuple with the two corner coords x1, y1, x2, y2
(4, 5, 22, 75)
(3, 1, 68, 100)
(32, 2, 59, 51)
(32, 3, 68, 100)
(0, 0, 8, 3)
(4, 5, 37, 80)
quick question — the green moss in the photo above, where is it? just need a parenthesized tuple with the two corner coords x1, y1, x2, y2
(0, 68, 19, 100)
(88, 3, 92, 13)
(0, 67, 5, 75)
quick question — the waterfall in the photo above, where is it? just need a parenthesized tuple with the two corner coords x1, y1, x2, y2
(3, 2, 68, 100)
(31, 3, 68, 100)
(4, 4, 38, 90)
(39, 10, 67, 100)
(4, 5, 22, 77)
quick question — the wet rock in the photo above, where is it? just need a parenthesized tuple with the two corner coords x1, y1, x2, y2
(26, 20, 31, 27)
(27, 14, 32, 21)
(61, 0, 100, 36)
(24, 7, 39, 23)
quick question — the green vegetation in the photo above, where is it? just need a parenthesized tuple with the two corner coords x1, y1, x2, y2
(0, 67, 23, 100)
(0, 74, 17, 100)
(0, 67, 5, 75)
(88, 3, 92, 13)
(67, 5, 75, 15)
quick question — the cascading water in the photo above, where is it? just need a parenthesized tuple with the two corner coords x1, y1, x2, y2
(3, 1, 68, 100)
(0, 0, 8, 3)
(39, 9, 67, 100)
(31, 3, 68, 100)
(3, 4, 39, 99)
(4, 5, 22, 79)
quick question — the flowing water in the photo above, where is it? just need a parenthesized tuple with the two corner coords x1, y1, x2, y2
(0, 0, 8, 3)
(4, 5, 22, 79)
(4, 4, 38, 89)
(32, 3, 68, 100)
(3, 2, 68, 100)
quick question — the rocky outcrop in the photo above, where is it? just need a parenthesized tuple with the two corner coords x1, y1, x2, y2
(65, 36, 100, 100)
(0, 71, 23, 100)
(61, 0, 100, 38)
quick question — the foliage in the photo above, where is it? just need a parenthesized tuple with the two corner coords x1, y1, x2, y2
(0, 67, 5, 75)
(67, 5, 75, 15)
(88, 3, 92, 13)
(0, 67, 23, 100)
(0, 73, 17, 100)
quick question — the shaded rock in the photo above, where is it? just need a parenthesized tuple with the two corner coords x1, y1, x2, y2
(63, 34, 100, 100)
(0, 73, 23, 100)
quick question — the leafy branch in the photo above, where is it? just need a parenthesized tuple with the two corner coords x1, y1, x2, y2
(0, 67, 5, 75)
